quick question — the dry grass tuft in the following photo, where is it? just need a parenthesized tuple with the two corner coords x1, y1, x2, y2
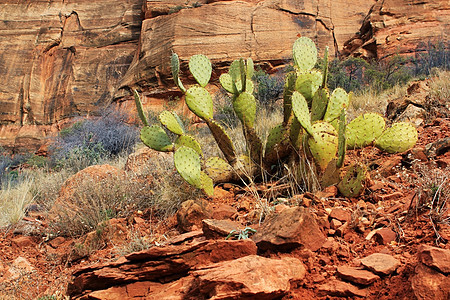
(0, 177, 35, 227)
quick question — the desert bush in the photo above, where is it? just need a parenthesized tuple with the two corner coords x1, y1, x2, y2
(0, 152, 32, 187)
(322, 55, 412, 94)
(413, 40, 449, 76)
(50, 106, 138, 171)
(253, 69, 285, 107)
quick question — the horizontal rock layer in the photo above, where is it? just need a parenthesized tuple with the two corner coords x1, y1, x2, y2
(0, 0, 447, 151)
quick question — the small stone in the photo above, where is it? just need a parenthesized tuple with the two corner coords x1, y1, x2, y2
(375, 192, 404, 201)
(274, 204, 289, 213)
(356, 200, 367, 210)
(202, 219, 242, 239)
(11, 236, 34, 248)
(360, 217, 370, 226)
(318, 279, 367, 297)
(312, 273, 326, 283)
(330, 219, 343, 230)
(411, 263, 450, 300)
(418, 244, 450, 274)
(361, 253, 400, 276)
(252, 207, 326, 252)
(177, 199, 212, 232)
(336, 222, 348, 237)
(373, 228, 397, 245)
(134, 216, 146, 225)
(211, 204, 237, 220)
(337, 265, 380, 285)
(6, 257, 35, 281)
(49, 236, 66, 248)
(212, 187, 234, 199)
(329, 208, 351, 223)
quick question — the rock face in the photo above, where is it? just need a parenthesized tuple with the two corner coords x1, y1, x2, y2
(118, 0, 377, 96)
(0, 0, 143, 152)
(343, 0, 449, 59)
(1, 0, 448, 151)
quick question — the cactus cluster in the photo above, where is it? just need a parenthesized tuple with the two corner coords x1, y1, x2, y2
(134, 37, 418, 197)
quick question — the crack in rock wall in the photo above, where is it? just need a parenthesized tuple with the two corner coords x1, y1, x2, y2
(0, 0, 143, 151)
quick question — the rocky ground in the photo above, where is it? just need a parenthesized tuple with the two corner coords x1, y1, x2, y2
(0, 80, 449, 299)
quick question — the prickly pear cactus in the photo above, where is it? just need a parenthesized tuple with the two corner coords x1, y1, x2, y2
(295, 70, 322, 101)
(171, 53, 186, 93)
(311, 89, 329, 122)
(337, 163, 367, 198)
(140, 125, 174, 152)
(189, 54, 212, 87)
(174, 146, 214, 196)
(293, 37, 317, 72)
(159, 111, 185, 135)
(375, 122, 418, 153)
(175, 135, 202, 156)
(185, 86, 214, 120)
(346, 113, 385, 149)
(233, 92, 257, 127)
(133, 36, 419, 198)
(308, 122, 338, 171)
(323, 88, 349, 124)
(292, 91, 313, 136)
(133, 90, 149, 126)
(205, 156, 234, 182)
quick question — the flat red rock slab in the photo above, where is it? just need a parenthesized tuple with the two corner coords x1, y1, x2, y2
(337, 265, 380, 285)
(361, 253, 400, 276)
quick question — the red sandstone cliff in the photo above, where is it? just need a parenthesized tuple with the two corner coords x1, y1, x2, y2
(0, 0, 447, 152)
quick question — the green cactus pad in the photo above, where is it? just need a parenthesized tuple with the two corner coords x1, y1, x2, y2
(140, 125, 174, 152)
(175, 134, 202, 156)
(336, 109, 346, 168)
(233, 92, 256, 127)
(321, 46, 329, 88)
(205, 156, 234, 182)
(133, 90, 149, 126)
(346, 113, 385, 149)
(289, 118, 303, 149)
(158, 111, 185, 135)
(171, 53, 186, 93)
(295, 70, 323, 101)
(265, 124, 286, 155)
(292, 37, 317, 72)
(283, 72, 297, 124)
(375, 122, 418, 153)
(189, 54, 212, 87)
(246, 58, 254, 79)
(324, 88, 349, 123)
(229, 60, 243, 83)
(185, 86, 214, 120)
(292, 91, 313, 136)
(264, 124, 291, 165)
(337, 163, 367, 198)
(174, 146, 202, 188)
(219, 73, 234, 93)
(311, 88, 329, 122)
(200, 171, 214, 196)
(308, 121, 338, 171)
(206, 119, 236, 164)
